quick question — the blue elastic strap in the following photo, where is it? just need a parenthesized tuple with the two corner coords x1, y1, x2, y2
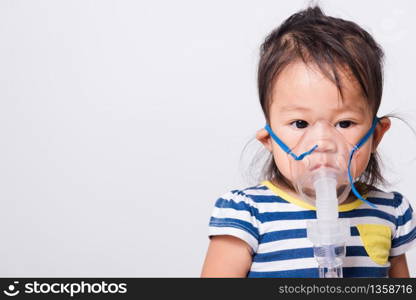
(264, 124, 318, 161)
(347, 117, 379, 208)
(264, 117, 380, 208)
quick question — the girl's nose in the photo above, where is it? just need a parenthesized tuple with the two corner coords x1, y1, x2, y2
(315, 138, 338, 153)
(307, 121, 339, 153)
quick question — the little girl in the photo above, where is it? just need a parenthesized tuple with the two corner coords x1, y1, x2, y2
(201, 5, 416, 278)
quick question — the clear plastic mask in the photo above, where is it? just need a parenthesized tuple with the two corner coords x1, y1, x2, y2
(287, 120, 356, 204)
(264, 118, 379, 207)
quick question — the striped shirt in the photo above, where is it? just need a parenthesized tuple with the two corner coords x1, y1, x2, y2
(208, 180, 416, 278)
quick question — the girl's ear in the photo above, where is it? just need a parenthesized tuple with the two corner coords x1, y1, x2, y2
(372, 117, 391, 152)
(256, 128, 273, 152)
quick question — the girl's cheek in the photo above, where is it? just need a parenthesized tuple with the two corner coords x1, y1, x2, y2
(272, 150, 293, 178)
(352, 149, 372, 178)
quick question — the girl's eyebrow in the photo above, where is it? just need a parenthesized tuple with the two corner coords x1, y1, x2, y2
(278, 105, 311, 112)
(278, 103, 366, 114)
(333, 104, 367, 114)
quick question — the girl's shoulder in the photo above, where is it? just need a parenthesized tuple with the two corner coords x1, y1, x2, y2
(215, 183, 271, 206)
(364, 187, 409, 209)
(216, 184, 271, 207)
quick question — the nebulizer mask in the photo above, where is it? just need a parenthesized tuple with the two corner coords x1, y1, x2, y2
(264, 117, 379, 278)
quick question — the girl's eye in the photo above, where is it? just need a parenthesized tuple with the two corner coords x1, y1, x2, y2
(291, 120, 309, 129)
(337, 120, 354, 128)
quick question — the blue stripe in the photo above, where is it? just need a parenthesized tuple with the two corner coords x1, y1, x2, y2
(257, 210, 316, 222)
(340, 209, 396, 224)
(232, 187, 264, 195)
(230, 190, 252, 199)
(260, 229, 307, 243)
(346, 246, 368, 257)
(231, 189, 289, 203)
(214, 198, 259, 216)
(392, 226, 416, 248)
(396, 206, 413, 227)
(343, 267, 388, 277)
(366, 192, 402, 208)
(209, 217, 259, 239)
(248, 195, 289, 203)
(393, 192, 404, 207)
(253, 247, 313, 263)
(248, 268, 318, 278)
(243, 185, 268, 191)
(230, 189, 260, 198)
(351, 226, 360, 236)
(257, 228, 369, 247)
(253, 246, 369, 264)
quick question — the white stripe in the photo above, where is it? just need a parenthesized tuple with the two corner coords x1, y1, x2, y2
(396, 196, 410, 216)
(208, 226, 258, 252)
(342, 256, 390, 268)
(256, 202, 310, 213)
(211, 207, 259, 225)
(240, 189, 275, 196)
(221, 191, 259, 208)
(394, 221, 416, 240)
(390, 238, 416, 257)
(348, 235, 365, 246)
(257, 235, 365, 254)
(257, 237, 313, 253)
(259, 218, 391, 231)
(347, 215, 396, 227)
(251, 257, 317, 272)
(261, 219, 310, 231)
(367, 191, 395, 200)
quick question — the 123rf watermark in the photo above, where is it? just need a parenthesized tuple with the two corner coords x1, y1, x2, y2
(2, 280, 127, 297)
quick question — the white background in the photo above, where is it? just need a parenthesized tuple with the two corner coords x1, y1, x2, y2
(1, 0, 416, 277)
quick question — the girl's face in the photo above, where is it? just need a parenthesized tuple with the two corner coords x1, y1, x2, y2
(256, 61, 390, 197)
